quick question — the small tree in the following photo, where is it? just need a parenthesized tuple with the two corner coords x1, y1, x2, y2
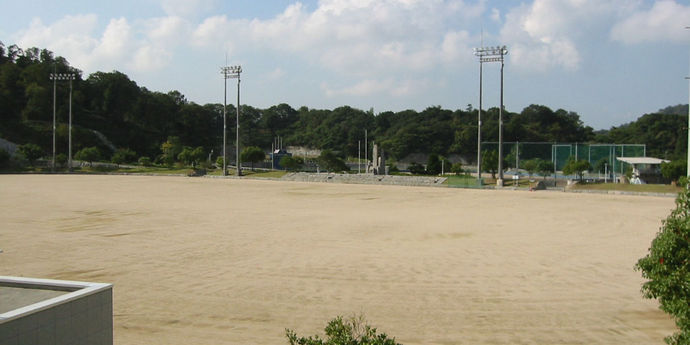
(160, 136, 182, 166)
(450, 162, 464, 176)
(178, 146, 206, 168)
(0, 148, 10, 169)
(56, 153, 68, 169)
(138, 156, 152, 167)
(482, 150, 498, 179)
(318, 150, 349, 172)
(280, 155, 302, 171)
(18, 143, 43, 166)
(636, 188, 690, 345)
(426, 154, 441, 175)
(407, 162, 426, 175)
(593, 157, 609, 174)
(286, 315, 400, 345)
(241, 146, 266, 171)
(562, 158, 591, 182)
(522, 158, 539, 178)
(661, 160, 687, 184)
(74, 147, 101, 167)
(536, 158, 554, 180)
(112, 148, 137, 167)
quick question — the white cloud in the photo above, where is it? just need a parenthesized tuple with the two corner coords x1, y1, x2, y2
(499, 0, 619, 72)
(159, 0, 218, 18)
(14, 15, 177, 73)
(189, 0, 479, 95)
(611, 0, 690, 44)
(15, 15, 100, 69)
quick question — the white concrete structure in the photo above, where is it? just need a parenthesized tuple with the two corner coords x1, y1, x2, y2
(0, 276, 113, 345)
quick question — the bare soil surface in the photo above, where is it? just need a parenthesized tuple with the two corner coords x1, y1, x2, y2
(0, 175, 676, 344)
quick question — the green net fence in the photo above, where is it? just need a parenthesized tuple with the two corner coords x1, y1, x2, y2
(480, 142, 646, 174)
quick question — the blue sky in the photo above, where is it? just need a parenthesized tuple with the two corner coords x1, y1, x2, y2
(1, 0, 689, 129)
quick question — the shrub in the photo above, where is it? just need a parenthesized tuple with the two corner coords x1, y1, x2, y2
(286, 315, 400, 345)
(280, 155, 302, 171)
(56, 153, 68, 168)
(138, 156, 152, 167)
(636, 188, 690, 344)
(112, 148, 137, 166)
(450, 162, 463, 175)
(18, 143, 43, 166)
(0, 148, 9, 169)
(662, 160, 687, 184)
(74, 147, 101, 166)
(407, 162, 426, 175)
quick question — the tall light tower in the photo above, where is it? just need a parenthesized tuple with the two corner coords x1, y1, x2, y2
(686, 27, 689, 179)
(49, 72, 76, 172)
(221, 65, 242, 176)
(473, 45, 508, 186)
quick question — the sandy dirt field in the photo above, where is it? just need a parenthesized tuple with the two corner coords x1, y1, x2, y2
(0, 174, 678, 344)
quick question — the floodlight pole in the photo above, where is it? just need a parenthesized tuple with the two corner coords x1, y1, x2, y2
(49, 72, 76, 172)
(686, 26, 689, 178)
(477, 56, 483, 184)
(51, 68, 57, 172)
(221, 67, 229, 176)
(236, 68, 242, 177)
(68, 75, 74, 172)
(474, 45, 508, 186)
(221, 65, 242, 175)
(498, 54, 505, 186)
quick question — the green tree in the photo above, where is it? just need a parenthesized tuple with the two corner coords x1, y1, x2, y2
(160, 136, 182, 166)
(241, 146, 266, 171)
(74, 147, 101, 166)
(56, 153, 68, 168)
(318, 150, 349, 172)
(286, 316, 400, 345)
(636, 189, 690, 345)
(536, 158, 554, 180)
(111, 148, 137, 166)
(450, 162, 464, 176)
(482, 150, 498, 179)
(138, 156, 152, 167)
(18, 143, 43, 166)
(426, 154, 441, 175)
(178, 146, 205, 168)
(661, 160, 687, 184)
(0, 148, 10, 169)
(280, 155, 302, 171)
(562, 158, 591, 182)
(407, 162, 426, 175)
(522, 158, 539, 178)
(593, 157, 609, 174)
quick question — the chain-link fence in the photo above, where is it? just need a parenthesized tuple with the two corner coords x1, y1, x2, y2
(481, 142, 646, 174)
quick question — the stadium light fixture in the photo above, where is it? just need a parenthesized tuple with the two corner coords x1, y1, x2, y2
(474, 44, 508, 186)
(49, 72, 76, 172)
(221, 65, 243, 176)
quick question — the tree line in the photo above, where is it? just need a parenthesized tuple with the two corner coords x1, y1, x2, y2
(1, 43, 687, 168)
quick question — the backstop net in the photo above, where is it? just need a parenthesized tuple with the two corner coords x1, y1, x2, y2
(480, 142, 646, 174)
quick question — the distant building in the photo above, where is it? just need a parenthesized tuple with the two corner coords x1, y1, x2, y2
(270, 149, 292, 170)
(616, 157, 670, 184)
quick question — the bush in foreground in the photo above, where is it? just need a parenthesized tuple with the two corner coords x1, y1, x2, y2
(636, 188, 690, 344)
(286, 315, 401, 345)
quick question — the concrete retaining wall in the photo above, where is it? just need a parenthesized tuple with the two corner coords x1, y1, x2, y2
(281, 172, 447, 187)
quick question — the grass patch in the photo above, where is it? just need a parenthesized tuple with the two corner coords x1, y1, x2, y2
(108, 166, 192, 175)
(571, 183, 681, 194)
(241, 170, 287, 178)
(445, 174, 482, 187)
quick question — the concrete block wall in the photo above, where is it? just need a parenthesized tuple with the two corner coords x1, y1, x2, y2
(0, 277, 113, 345)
